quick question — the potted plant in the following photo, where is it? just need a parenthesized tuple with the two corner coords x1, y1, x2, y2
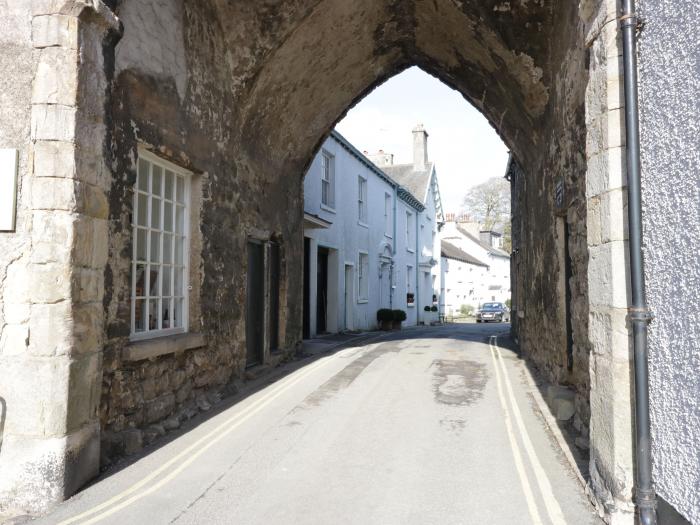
(377, 308, 394, 331)
(392, 309, 407, 330)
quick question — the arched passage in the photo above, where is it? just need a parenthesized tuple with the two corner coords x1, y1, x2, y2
(0, 0, 636, 521)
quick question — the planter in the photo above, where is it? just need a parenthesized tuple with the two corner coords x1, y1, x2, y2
(380, 320, 393, 331)
(392, 320, 402, 330)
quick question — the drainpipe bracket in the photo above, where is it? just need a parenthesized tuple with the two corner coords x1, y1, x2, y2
(628, 307, 655, 324)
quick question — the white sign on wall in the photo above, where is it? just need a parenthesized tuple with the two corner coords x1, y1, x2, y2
(0, 149, 19, 231)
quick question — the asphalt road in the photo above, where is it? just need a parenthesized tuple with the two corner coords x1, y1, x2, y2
(34, 323, 600, 525)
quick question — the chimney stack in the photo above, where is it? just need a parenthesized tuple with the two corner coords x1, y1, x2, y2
(412, 123, 429, 171)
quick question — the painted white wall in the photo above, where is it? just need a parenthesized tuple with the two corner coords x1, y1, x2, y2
(440, 221, 510, 305)
(303, 134, 428, 334)
(441, 256, 490, 315)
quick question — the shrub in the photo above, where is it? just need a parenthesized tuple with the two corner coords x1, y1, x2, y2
(430, 305, 438, 312)
(459, 304, 474, 316)
(377, 308, 393, 322)
(424, 305, 431, 312)
(392, 309, 407, 322)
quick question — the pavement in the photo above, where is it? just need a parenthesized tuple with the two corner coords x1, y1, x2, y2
(29, 323, 601, 525)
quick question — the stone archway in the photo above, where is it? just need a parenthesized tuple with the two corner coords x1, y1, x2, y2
(0, 0, 635, 521)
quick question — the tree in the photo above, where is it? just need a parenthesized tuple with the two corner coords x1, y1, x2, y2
(461, 177, 511, 251)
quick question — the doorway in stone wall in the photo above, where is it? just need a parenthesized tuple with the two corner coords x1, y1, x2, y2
(246, 240, 265, 366)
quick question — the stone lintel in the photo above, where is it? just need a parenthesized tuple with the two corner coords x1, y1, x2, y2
(123, 333, 206, 362)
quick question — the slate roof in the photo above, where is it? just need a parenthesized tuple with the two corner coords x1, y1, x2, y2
(456, 225, 510, 258)
(381, 162, 434, 204)
(441, 240, 489, 267)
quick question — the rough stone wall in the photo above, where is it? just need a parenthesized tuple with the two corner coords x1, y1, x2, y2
(98, 0, 305, 463)
(637, 1, 700, 522)
(92, 0, 596, 502)
(509, 1, 592, 444)
(0, 0, 640, 519)
(0, 0, 118, 514)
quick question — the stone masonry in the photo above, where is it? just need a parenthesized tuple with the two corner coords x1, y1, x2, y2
(0, 1, 667, 523)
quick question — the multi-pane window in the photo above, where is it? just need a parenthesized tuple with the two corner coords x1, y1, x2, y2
(132, 151, 189, 338)
(406, 211, 414, 249)
(358, 176, 367, 223)
(320, 151, 335, 208)
(358, 252, 369, 301)
(406, 265, 414, 305)
(384, 193, 392, 236)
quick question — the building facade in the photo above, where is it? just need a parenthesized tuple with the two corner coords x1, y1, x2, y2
(440, 240, 490, 316)
(440, 219, 511, 305)
(302, 130, 442, 335)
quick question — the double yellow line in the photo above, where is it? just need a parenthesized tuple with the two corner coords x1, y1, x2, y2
(488, 334, 567, 525)
(58, 354, 338, 525)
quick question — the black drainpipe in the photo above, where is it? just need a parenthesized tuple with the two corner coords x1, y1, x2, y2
(620, 1, 657, 523)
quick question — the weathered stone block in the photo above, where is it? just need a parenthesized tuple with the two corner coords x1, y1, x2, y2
(32, 46, 78, 105)
(72, 302, 103, 354)
(0, 422, 99, 514)
(79, 183, 110, 219)
(143, 393, 175, 424)
(175, 382, 192, 404)
(28, 262, 71, 304)
(3, 259, 30, 305)
(31, 104, 76, 142)
(0, 324, 30, 356)
(141, 377, 156, 401)
(31, 210, 73, 264)
(587, 241, 630, 309)
(28, 301, 72, 356)
(31, 177, 77, 211)
(599, 188, 627, 244)
(72, 216, 109, 269)
(31, 14, 78, 48)
(587, 195, 602, 246)
(66, 353, 101, 433)
(33, 140, 75, 178)
(73, 267, 104, 303)
(3, 303, 30, 325)
(122, 428, 143, 455)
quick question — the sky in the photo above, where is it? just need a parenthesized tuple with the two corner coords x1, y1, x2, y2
(335, 66, 510, 213)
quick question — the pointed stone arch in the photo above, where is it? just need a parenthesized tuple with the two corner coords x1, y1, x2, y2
(0, 0, 636, 521)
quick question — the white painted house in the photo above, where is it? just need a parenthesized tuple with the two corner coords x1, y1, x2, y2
(440, 219, 511, 306)
(302, 127, 444, 337)
(440, 239, 490, 316)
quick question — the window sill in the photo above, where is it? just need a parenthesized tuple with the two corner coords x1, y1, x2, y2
(358, 221, 369, 229)
(407, 304, 415, 308)
(357, 299, 369, 304)
(384, 234, 393, 239)
(320, 203, 336, 214)
(123, 332, 206, 362)
(406, 248, 415, 254)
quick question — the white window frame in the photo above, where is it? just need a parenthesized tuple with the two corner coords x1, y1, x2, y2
(358, 175, 368, 224)
(384, 192, 392, 237)
(358, 251, 369, 303)
(320, 150, 335, 209)
(406, 211, 415, 252)
(131, 148, 191, 341)
(406, 264, 415, 307)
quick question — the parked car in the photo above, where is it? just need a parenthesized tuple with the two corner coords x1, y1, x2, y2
(476, 302, 510, 323)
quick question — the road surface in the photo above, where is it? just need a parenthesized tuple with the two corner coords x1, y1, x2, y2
(35, 323, 600, 525)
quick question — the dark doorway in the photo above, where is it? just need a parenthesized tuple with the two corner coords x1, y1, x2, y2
(316, 247, 329, 334)
(303, 238, 310, 339)
(246, 240, 265, 367)
(269, 242, 280, 352)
